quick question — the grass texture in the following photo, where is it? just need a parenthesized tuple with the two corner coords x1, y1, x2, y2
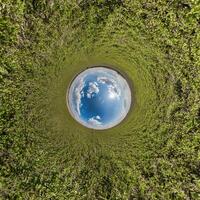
(1, 0, 200, 199)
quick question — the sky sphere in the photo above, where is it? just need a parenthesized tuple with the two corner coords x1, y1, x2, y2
(67, 67, 132, 130)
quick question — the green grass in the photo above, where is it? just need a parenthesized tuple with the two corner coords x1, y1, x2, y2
(1, 0, 200, 199)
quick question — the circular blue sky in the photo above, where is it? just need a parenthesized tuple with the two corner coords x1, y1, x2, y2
(67, 67, 132, 130)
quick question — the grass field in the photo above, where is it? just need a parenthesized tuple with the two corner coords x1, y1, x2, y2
(1, 0, 200, 199)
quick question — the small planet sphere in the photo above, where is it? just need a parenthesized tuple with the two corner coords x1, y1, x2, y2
(67, 67, 132, 130)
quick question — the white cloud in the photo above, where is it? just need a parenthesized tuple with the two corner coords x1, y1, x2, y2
(74, 77, 85, 116)
(88, 116, 102, 126)
(87, 82, 99, 98)
(97, 76, 121, 99)
(97, 76, 107, 84)
(96, 115, 101, 120)
(108, 85, 120, 99)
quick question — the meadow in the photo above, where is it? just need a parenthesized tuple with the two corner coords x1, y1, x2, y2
(1, 0, 200, 199)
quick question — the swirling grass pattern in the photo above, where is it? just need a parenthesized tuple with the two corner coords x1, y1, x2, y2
(1, 1, 200, 199)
